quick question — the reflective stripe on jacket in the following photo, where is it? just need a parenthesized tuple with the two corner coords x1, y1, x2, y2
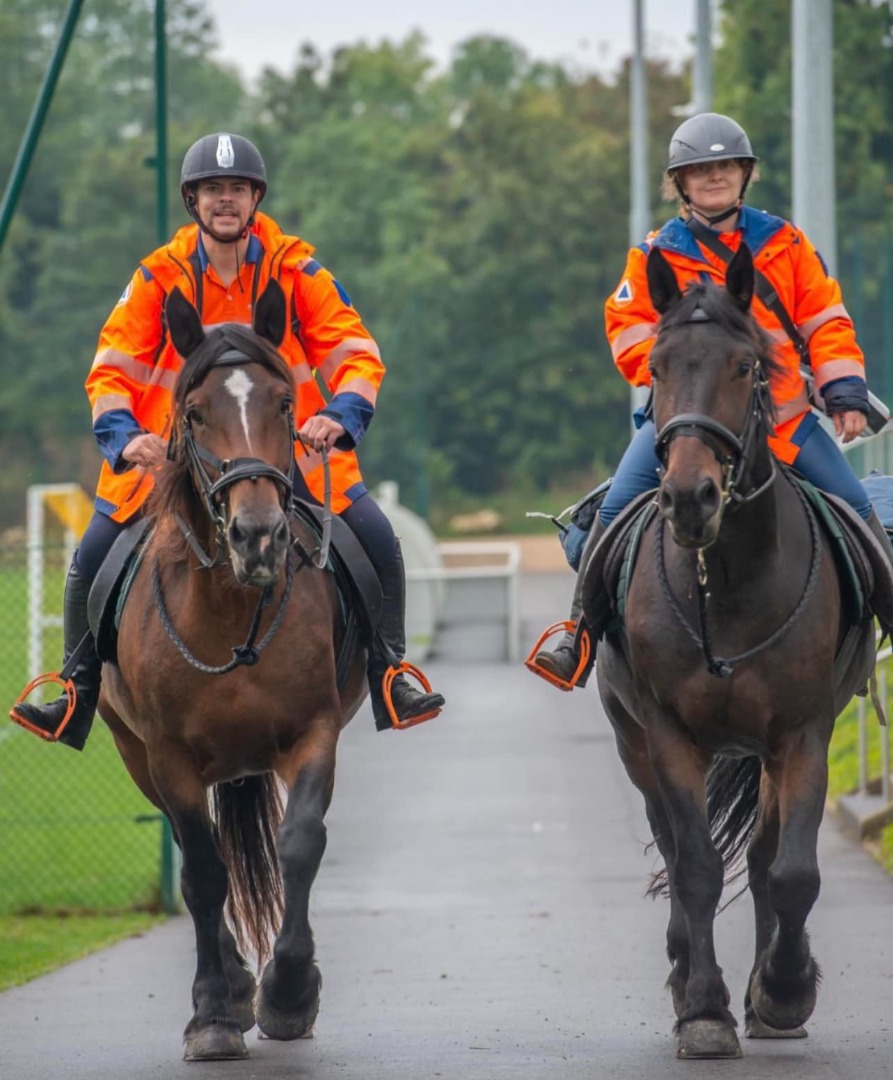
(604, 206, 866, 462)
(87, 212, 384, 521)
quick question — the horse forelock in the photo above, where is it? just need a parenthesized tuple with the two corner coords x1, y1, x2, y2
(174, 323, 292, 410)
(657, 281, 782, 402)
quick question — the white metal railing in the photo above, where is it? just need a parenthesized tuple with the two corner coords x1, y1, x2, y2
(406, 541, 522, 663)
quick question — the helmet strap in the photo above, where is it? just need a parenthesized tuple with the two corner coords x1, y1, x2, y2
(183, 188, 257, 245)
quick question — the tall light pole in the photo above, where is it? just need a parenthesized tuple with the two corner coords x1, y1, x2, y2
(693, 0, 713, 114)
(630, 0, 651, 416)
(792, 0, 836, 273)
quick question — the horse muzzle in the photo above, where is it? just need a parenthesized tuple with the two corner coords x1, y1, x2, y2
(227, 509, 290, 587)
(658, 472, 724, 548)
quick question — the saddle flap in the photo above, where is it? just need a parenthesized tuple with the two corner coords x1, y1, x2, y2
(290, 500, 383, 634)
(581, 488, 658, 640)
(88, 517, 153, 663)
(816, 488, 893, 635)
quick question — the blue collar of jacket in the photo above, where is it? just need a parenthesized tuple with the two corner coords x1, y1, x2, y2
(196, 230, 262, 272)
(645, 205, 788, 263)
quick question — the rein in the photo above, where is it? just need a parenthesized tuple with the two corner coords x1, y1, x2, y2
(152, 549, 296, 674)
(654, 465, 823, 678)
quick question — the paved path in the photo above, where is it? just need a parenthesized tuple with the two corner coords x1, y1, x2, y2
(1, 574, 892, 1079)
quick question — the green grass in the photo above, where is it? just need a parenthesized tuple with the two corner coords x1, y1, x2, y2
(0, 912, 166, 990)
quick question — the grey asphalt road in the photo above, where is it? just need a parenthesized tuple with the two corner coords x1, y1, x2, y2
(2, 573, 892, 1080)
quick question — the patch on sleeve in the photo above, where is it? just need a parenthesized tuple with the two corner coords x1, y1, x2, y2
(115, 280, 133, 306)
(333, 279, 352, 307)
(614, 278, 634, 304)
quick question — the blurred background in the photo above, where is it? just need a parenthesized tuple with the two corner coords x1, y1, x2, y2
(5, 0, 893, 536)
(3, 0, 893, 952)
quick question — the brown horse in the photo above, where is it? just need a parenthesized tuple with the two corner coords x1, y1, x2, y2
(98, 282, 368, 1060)
(586, 244, 879, 1060)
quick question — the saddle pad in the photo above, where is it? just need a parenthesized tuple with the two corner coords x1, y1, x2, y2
(580, 488, 659, 641)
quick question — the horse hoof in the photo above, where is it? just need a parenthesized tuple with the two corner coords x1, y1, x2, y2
(745, 1012, 808, 1039)
(183, 1022, 248, 1061)
(676, 1019, 742, 1060)
(255, 995, 319, 1041)
(749, 970, 817, 1031)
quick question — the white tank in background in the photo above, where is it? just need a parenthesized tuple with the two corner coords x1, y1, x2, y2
(375, 481, 445, 662)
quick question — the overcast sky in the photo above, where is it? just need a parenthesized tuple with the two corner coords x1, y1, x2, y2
(209, 2, 694, 83)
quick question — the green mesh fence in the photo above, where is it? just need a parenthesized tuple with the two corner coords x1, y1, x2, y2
(0, 539, 164, 915)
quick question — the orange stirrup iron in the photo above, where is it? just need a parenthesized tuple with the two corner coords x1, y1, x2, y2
(381, 662, 442, 730)
(9, 673, 76, 742)
(524, 620, 592, 692)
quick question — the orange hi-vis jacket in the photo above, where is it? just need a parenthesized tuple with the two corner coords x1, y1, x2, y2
(604, 206, 867, 464)
(87, 212, 384, 521)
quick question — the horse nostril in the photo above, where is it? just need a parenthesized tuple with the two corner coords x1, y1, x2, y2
(696, 478, 721, 516)
(229, 517, 246, 549)
(658, 484, 675, 518)
(273, 517, 289, 549)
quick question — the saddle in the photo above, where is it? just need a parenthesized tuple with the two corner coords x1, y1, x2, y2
(87, 502, 384, 689)
(579, 473, 893, 648)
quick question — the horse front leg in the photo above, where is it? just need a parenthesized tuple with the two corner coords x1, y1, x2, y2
(255, 730, 336, 1040)
(150, 749, 248, 1061)
(749, 728, 828, 1033)
(605, 693, 689, 1018)
(650, 731, 741, 1060)
(742, 779, 808, 1039)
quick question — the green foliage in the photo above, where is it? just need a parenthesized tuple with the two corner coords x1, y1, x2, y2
(4, 1, 893, 524)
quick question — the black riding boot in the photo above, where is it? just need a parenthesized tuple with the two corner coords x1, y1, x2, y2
(369, 540, 445, 731)
(11, 558, 100, 750)
(532, 516, 606, 688)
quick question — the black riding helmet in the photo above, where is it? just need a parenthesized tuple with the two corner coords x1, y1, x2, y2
(179, 133, 267, 241)
(667, 113, 757, 224)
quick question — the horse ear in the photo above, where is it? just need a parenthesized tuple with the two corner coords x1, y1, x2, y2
(253, 279, 287, 347)
(646, 247, 682, 315)
(725, 242, 755, 312)
(166, 287, 205, 358)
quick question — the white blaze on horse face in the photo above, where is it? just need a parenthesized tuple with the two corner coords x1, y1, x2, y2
(224, 369, 254, 452)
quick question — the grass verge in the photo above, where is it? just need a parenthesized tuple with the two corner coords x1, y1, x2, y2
(0, 912, 166, 990)
(828, 688, 893, 876)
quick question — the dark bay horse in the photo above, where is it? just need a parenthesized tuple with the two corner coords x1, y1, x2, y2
(98, 282, 368, 1061)
(586, 244, 878, 1060)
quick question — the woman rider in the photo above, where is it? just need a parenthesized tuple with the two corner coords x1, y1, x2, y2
(530, 112, 892, 689)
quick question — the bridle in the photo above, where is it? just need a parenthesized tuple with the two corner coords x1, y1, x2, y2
(650, 305, 820, 678)
(177, 347, 297, 569)
(153, 346, 303, 674)
(652, 309, 777, 507)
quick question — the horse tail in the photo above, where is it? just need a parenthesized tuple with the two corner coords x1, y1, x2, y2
(646, 754, 762, 900)
(707, 754, 762, 881)
(212, 775, 284, 965)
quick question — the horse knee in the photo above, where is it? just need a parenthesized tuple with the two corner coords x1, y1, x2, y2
(278, 813, 327, 875)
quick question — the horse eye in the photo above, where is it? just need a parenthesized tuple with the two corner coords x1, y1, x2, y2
(648, 365, 661, 383)
(736, 362, 752, 379)
(279, 397, 294, 415)
(186, 407, 204, 426)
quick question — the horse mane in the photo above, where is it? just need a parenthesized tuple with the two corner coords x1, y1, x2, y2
(658, 281, 782, 423)
(146, 323, 293, 562)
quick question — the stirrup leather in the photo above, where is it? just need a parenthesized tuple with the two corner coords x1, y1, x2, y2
(524, 620, 592, 692)
(9, 672, 77, 742)
(381, 662, 442, 729)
